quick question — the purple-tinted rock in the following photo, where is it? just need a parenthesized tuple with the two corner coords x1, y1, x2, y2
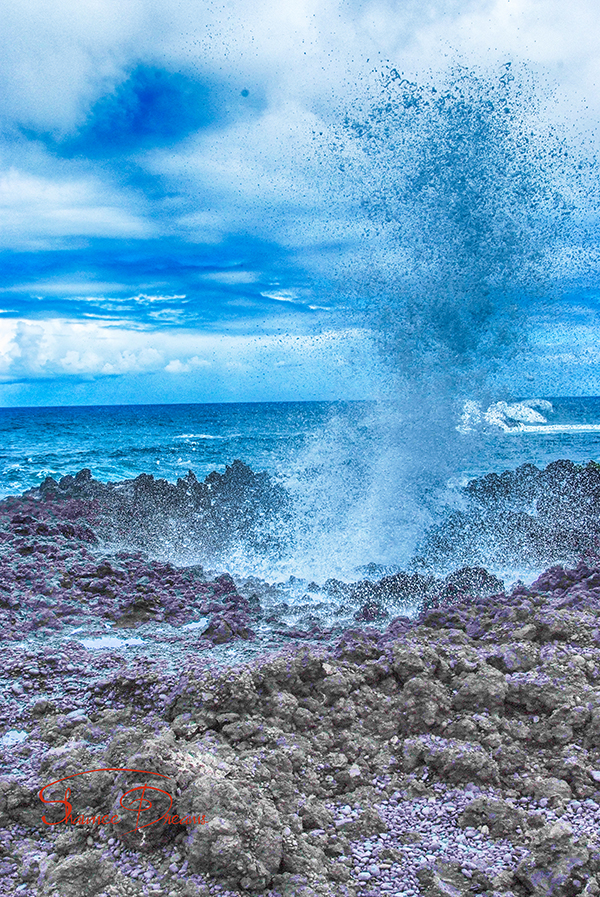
(202, 614, 255, 644)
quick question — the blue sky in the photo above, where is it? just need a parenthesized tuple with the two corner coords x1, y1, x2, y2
(1, 0, 600, 405)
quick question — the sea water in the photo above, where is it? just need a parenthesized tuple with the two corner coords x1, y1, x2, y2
(3, 398, 600, 498)
(2, 67, 599, 584)
(1, 397, 599, 582)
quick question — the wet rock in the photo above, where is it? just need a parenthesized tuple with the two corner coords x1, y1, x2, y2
(333, 629, 384, 663)
(180, 770, 284, 890)
(269, 874, 320, 897)
(400, 676, 452, 732)
(420, 460, 600, 570)
(514, 821, 590, 896)
(351, 571, 433, 608)
(202, 613, 255, 644)
(8, 465, 600, 895)
(444, 565, 504, 596)
(34, 460, 292, 558)
(353, 599, 389, 622)
(458, 796, 526, 839)
(0, 778, 41, 827)
(486, 643, 540, 673)
(403, 735, 500, 785)
(44, 849, 113, 896)
(335, 806, 388, 837)
(506, 670, 573, 714)
(392, 642, 438, 682)
(298, 795, 334, 831)
(451, 666, 507, 713)
(524, 775, 574, 804)
(53, 830, 91, 856)
(416, 861, 473, 896)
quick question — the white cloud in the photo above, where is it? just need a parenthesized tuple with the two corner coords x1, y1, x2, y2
(0, 319, 167, 378)
(260, 290, 302, 303)
(0, 0, 599, 407)
(60, 348, 104, 372)
(0, 0, 597, 258)
(1, 281, 127, 296)
(0, 1, 598, 166)
(200, 271, 259, 285)
(0, 0, 149, 133)
(165, 356, 211, 374)
(0, 169, 151, 245)
(132, 294, 187, 303)
(102, 347, 164, 374)
(164, 359, 186, 374)
(0, 316, 375, 387)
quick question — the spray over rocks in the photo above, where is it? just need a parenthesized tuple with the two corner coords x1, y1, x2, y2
(299, 62, 597, 572)
(1, 459, 600, 895)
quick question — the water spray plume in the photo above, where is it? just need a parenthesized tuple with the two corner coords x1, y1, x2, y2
(281, 63, 598, 579)
(332, 63, 586, 393)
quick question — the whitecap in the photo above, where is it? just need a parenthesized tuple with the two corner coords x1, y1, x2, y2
(456, 400, 482, 433)
(175, 434, 228, 440)
(521, 399, 554, 413)
(458, 399, 554, 434)
(505, 423, 600, 435)
(485, 401, 548, 426)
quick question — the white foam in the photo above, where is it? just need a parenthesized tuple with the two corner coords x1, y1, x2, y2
(1, 729, 28, 747)
(182, 618, 209, 631)
(455, 398, 600, 435)
(522, 399, 553, 412)
(79, 636, 145, 650)
(485, 401, 548, 428)
(504, 423, 600, 434)
(175, 434, 228, 440)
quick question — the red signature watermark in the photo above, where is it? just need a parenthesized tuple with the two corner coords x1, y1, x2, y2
(39, 768, 206, 832)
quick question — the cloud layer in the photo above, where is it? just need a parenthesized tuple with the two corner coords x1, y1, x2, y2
(1, 0, 600, 403)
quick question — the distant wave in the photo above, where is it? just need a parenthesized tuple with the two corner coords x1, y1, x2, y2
(458, 399, 554, 433)
(175, 433, 231, 440)
(503, 423, 600, 435)
(458, 399, 600, 435)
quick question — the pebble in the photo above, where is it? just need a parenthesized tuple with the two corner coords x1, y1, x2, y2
(65, 708, 88, 721)
(326, 782, 554, 896)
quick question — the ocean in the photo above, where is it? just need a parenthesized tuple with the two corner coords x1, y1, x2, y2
(2, 69, 597, 588)
(2, 396, 600, 584)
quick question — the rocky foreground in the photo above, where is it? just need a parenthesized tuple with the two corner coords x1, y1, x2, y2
(3, 465, 600, 895)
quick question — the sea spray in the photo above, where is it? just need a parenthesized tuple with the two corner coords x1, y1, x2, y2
(200, 64, 594, 582)
(1, 67, 596, 585)
(332, 63, 581, 375)
(273, 62, 596, 579)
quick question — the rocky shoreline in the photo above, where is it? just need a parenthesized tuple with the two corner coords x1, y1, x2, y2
(2, 464, 600, 895)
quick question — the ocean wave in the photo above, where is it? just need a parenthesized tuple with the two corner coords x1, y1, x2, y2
(504, 423, 600, 435)
(457, 399, 555, 434)
(175, 433, 231, 440)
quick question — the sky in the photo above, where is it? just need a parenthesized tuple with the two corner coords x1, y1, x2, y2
(1, 0, 600, 406)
